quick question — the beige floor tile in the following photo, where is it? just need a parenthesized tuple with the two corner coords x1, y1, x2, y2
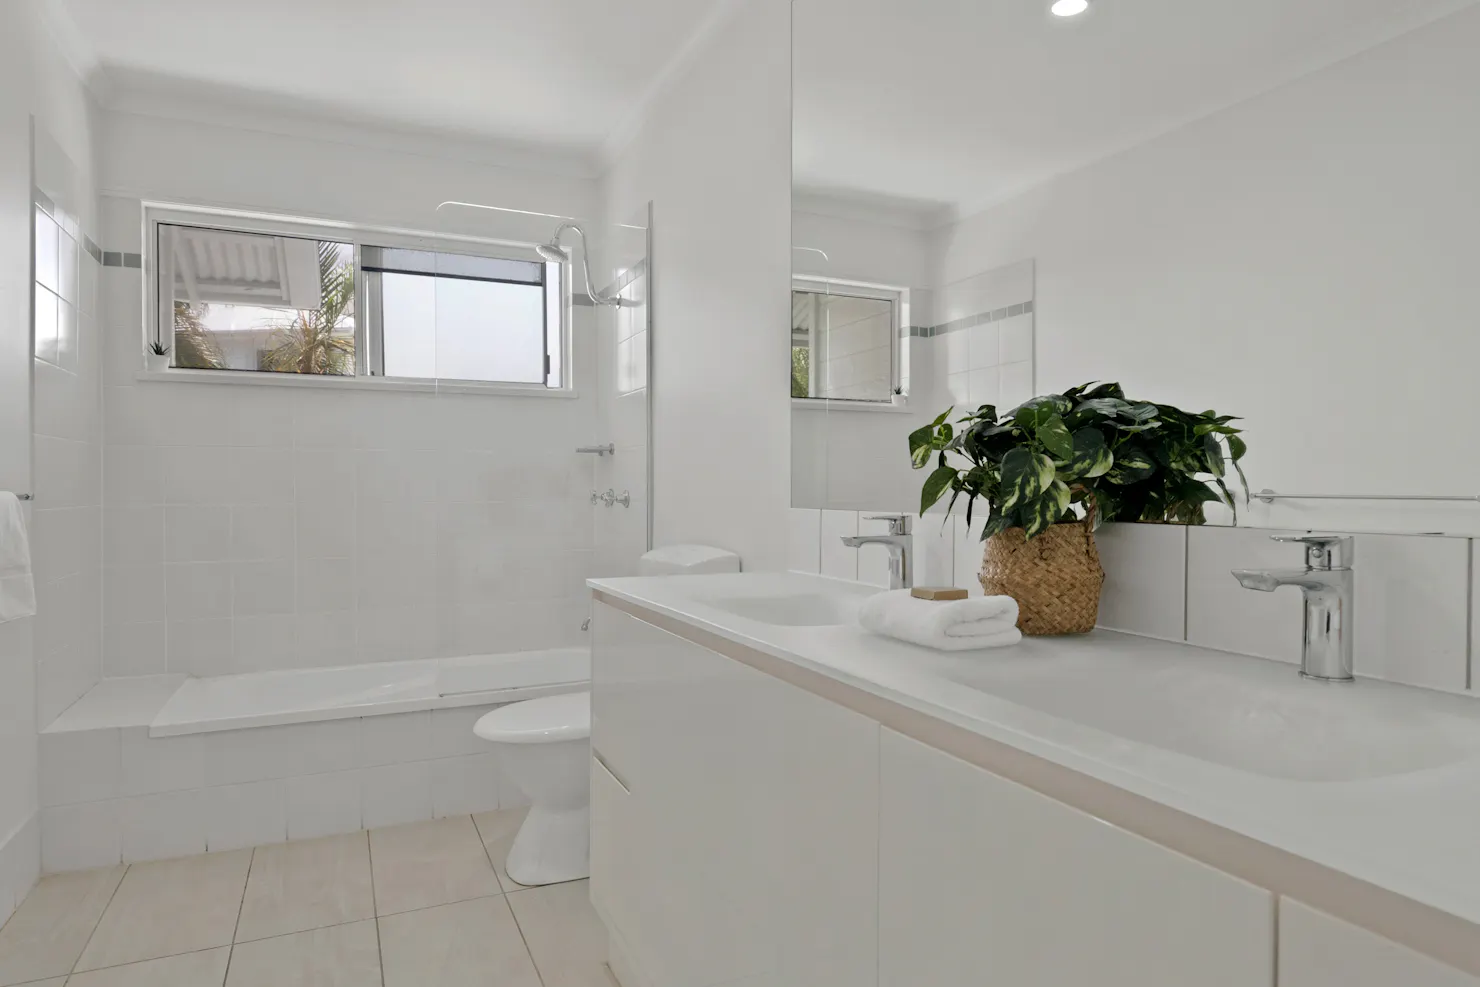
(368, 817, 500, 916)
(471, 807, 529, 892)
(0, 865, 125, 986)
(224, 920, 380, 987)
(378, 896, 540, 987)
(235, 833, 373, 943)
(507, 880, 611, 987)
(10, 979, 64, 986)
(66, 946, 230, 987)
(75, 850, 252, 972)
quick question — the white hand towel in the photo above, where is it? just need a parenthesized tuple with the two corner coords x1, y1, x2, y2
(858, 590, 1022, 651)
(0, 492, 36, 624)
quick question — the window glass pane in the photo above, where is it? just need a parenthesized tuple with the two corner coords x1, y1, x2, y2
(363, 246, 543, 284)
(159, 223, 355, 374)
(35, 208, 59, 294)
(791, 288, 895, 401)
(379, 272, 546, 383)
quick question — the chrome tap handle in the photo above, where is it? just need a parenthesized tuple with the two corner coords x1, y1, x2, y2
(865, 514, 912, 536)
(1270, 534, 1353, 570)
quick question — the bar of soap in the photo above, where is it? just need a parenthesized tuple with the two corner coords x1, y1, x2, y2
(911, 586, 968, 601)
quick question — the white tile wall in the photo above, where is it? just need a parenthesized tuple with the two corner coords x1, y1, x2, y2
(1101, 523, 1477, 692)
(1096, 523, 1188, 640)
(1186, 526, 1306, 664)
(1352, 534, 1470, 692)
(94, 211, 605, 680)
(37, 701, 521, 873)
(786, 509, 822, 575)
(819, 510, 859, 581)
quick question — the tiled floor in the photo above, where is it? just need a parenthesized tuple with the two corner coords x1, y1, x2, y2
(0, 810, 615, 987)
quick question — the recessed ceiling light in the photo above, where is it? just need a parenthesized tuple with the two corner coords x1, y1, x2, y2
(1051, 0, 1090, 16)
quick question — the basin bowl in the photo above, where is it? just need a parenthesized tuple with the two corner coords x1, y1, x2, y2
(702, 591, 866, 627)
(937, 637, 1480, 782)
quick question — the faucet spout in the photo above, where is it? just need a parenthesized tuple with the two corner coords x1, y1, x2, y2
(1232, 568, 1316, 592)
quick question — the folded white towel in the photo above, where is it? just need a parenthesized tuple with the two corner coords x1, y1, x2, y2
(0, 492, 37, 624)
(859, 590, 1022, 651)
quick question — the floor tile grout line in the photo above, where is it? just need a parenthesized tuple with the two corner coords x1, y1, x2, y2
(222, 848, 255, 987)
(58, 942, 232, 979)
(67, 864, 130, 977)
(365, 830, 385, 987)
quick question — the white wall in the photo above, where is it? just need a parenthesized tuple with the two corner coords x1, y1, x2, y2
(931, 4, 1480, 535)
(0, 0, 101, 926)
(95, 112, 606, 677)
(603, 0, 793, 570)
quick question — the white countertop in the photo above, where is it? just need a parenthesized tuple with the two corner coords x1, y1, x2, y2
(589, 571, 1480, 929)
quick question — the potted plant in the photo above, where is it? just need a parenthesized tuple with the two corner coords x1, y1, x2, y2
(909, 381, 1248, 635)
(146, 340, 170, 372)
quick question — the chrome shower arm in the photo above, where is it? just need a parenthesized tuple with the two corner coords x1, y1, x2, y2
(544, 222, 619, 307)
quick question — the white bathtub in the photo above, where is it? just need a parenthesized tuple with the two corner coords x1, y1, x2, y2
(149, 647, 590, 737)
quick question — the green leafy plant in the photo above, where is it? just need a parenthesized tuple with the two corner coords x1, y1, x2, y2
(259, 242, 355, 375)
(909, 382, 1249, 539)
(147, 340, 169, 356)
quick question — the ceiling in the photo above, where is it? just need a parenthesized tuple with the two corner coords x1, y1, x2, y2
(55, 0, 728, 167)
(794, 0, 1480, 223)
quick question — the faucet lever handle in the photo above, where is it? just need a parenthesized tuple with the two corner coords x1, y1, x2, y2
(865, 514, 912, 536)
(1270, 533, 1353, 569)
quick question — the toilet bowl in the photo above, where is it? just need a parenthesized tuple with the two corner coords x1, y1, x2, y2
(474, 691, 591, 886)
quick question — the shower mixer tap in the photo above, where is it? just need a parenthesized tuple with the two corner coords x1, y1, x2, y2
(590, 489, 631, 508)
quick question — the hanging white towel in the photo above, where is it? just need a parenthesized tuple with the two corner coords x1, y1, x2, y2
(858, 590, 1022, 651)
(0, 492, 37, 624)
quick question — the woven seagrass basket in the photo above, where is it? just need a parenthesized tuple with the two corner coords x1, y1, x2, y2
(978, 519, 1104, 636)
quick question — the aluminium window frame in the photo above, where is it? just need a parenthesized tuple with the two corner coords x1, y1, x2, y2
(790, 275, 905, 405)
(143, 203, 573, 394)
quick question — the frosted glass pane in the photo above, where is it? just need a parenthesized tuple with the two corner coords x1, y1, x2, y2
(34, 286, 58, 364)
(57, 230, 79, 305)
(433, 277, 545, 383)
(381, 272, 545, 383)
(381, 273, 437, 379)
(35, 208, 59, 293)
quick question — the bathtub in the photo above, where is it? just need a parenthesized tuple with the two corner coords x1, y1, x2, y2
(149, 647, 590, 737)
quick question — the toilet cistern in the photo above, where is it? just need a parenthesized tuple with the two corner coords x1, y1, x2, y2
(842, 515, 915, 590)
(1232, 534, 1355, 683)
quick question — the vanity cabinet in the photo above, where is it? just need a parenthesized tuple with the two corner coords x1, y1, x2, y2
(1278, 899, 1479, 987)
(877, 728, 1275, 987)
(590, 601, 880, 987)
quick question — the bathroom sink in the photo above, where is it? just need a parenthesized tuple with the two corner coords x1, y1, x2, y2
(702, 591, 867, 627)
(938, 639, 1480, 782)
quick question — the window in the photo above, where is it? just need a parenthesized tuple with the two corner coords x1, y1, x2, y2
(791, 279, 901, 402)
(152, 212, 566, 388)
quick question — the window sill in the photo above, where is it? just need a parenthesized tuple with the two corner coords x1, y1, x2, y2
(134, 369, 580, 398)
(792, 397, 913, 414)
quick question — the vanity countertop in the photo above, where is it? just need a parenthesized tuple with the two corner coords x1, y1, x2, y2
(588, 570, 1480, 940)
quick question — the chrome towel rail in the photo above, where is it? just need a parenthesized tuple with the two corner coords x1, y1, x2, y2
(1254, 489, 1480, 504)
(576, 444, 615, 457)
(13, 493, 31, 501)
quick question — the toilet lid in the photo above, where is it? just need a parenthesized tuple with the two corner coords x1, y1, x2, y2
(475, 691, 590, 744)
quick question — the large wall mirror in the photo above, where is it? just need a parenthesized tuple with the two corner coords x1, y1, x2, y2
(793, 0, 1480, 539)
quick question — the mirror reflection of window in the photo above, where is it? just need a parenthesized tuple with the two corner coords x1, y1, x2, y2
(790, 284, 899, 402)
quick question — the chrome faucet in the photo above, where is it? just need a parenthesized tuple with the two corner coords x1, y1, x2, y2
(841, 514, 914, 590)
(1232, 534, 1355, 683)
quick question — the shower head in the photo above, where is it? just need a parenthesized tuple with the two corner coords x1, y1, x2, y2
(537, 222, 619, 306)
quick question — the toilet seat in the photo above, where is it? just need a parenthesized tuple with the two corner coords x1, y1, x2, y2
(475, 691, 590, 745)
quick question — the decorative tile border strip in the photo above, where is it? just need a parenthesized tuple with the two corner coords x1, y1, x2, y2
(924, 300, 1034, 338)
(102, 252, 142, 269)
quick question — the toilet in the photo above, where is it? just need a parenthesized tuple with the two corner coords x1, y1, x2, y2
(475, 691, 592, 886)
(474, 545, 741, 886)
